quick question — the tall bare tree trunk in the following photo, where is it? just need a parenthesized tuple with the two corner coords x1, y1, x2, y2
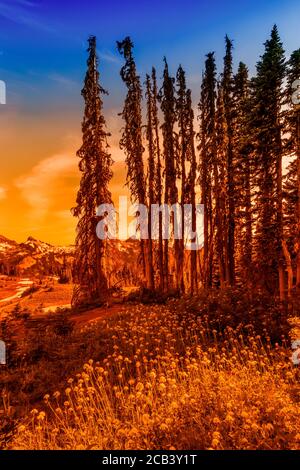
(276, 122, 285, 301)
(282, 239, 293, 297)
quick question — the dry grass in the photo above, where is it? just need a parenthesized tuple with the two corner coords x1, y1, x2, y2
(10, 304, 300, 450)
(0, 277, 72, 319)
(0, 277, 22, 301)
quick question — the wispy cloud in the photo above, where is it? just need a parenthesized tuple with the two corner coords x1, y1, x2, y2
(48, 73, 79, 89)
(99, 49, 122, 65)
(15, 152, 78, 219)
(0, 186, 7, 201)
(0, 0, 55, 33)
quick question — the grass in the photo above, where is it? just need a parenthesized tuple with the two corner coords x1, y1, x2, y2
(0, 276, 72, 318)
(3, 297, 300, 450)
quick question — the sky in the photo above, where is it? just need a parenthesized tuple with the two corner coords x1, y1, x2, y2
(0, 0, 300, 245)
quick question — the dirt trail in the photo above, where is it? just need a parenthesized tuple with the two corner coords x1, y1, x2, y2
(70, 303, 128, 325)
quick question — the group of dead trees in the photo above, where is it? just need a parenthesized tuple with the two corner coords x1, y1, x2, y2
(72, 27, 300, 306)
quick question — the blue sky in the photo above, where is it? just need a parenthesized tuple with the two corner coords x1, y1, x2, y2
(1, 0, 300, 109)
(0, 0, 300, 244)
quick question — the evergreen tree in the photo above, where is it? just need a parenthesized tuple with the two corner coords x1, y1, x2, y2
(251, 25, 286, 297)
(233, 62, 253, 285)
(283, 49, 300, 291)
(198, 52, 216, 287)
(158, 58, 179, 291)
(117, 37, 153, 290)
(215, 81, 228, 286)
(176, 65, 189, 292)
(151, 68, 164, 291)
(145, 73, 156, 290)
(185, 88, 198, 293)
(72, 36, 113, 307)
(222, 35, 236, 286)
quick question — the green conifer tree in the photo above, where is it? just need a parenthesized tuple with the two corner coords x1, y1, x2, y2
(251, 25, 286, 297)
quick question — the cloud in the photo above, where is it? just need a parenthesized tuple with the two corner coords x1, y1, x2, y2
(9, 130, 127, 243)
(15, 152, 78, 219)
(99, 50, 122, 65)
(48, 73, 79, 89)
(0, 186, 7, 200)
(13, 143, 129, 225)
(0, 0, 55, 33)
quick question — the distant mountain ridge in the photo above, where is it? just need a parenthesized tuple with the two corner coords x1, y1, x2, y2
(0, 235, 74, 277)
(0, 235, 141, 286)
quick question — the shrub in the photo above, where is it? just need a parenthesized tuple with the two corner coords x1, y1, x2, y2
(173, 288, 290, 343)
